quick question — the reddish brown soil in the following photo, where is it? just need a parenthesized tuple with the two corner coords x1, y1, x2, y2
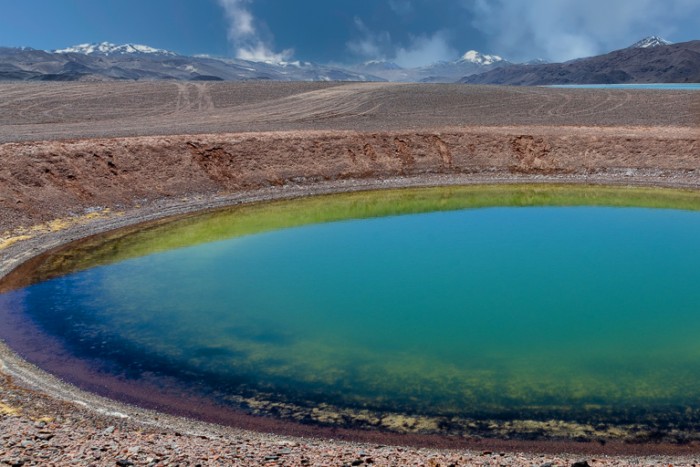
(1, 126, 698, 232)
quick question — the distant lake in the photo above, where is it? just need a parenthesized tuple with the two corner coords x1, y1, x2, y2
(547, 83, 700, 90)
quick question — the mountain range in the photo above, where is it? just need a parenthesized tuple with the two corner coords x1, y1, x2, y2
(462, 37, 700, 85)
(350, 50, 508, 83)
(0, 41, 511, 84)
(0, 43, 382, 82)
(0, 36, 697, 85)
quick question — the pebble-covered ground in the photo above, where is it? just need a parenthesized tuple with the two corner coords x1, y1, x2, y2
(2, 373, 700, 466)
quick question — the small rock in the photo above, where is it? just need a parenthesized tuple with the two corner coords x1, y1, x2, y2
(571, 462, 591, 467)
(278, 448, 292, 455)
(264, 455, 279, 461)
(351, 460, 364, 466)
(116, 460, 134, 467)
(540, 463, 554, 467)
(103, 426, 115, 435)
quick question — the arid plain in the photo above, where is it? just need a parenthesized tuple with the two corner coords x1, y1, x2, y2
(1, 81, 700, 466)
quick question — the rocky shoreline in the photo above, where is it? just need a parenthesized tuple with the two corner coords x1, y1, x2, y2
(6, 379, 696, 467)
(3, 175, 700, 465)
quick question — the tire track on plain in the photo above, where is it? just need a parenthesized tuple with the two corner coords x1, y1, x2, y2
(1, 82, 697, 143)
(218, 84, 390, 123)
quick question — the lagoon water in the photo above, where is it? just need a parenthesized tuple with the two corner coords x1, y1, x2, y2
(547, 83, 700, 90)
(2, 186, 700, 429)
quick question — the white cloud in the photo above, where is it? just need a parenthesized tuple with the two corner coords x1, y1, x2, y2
(217, 0, 292, 63)
(394, 31, 457, 67)
(346, 17, 392, 60)
(468, 0, 700, 62)
(347, 17, 456, 67)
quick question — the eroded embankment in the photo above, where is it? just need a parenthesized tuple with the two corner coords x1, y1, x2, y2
(1, 126, 698, 235)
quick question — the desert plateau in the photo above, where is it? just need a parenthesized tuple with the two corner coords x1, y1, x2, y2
(1, 81, 700, 466)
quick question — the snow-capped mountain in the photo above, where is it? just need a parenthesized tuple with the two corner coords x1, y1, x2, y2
(349, 50, 510, 83)
(414, 50, 510, 83)
(54, 42, 177, 56)
(459, 50, 504, 66)
(629, 36, 673, 49)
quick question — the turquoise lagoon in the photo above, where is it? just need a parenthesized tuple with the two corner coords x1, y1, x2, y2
(2, 185, 700, 434)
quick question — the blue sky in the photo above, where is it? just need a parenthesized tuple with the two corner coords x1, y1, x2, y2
(1, 0, 699, 65)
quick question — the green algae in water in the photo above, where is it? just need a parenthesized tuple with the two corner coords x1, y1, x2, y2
(3, 184, 700, 432)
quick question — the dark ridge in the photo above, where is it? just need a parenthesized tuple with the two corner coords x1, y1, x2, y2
(190, 75, 224, 81)
(33, 72, 94, 81)
(461, 40, 700, 85)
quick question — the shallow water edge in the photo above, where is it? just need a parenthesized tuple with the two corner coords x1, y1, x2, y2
(2, 174, 700, 454)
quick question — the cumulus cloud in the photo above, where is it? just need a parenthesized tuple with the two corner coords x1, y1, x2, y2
(347, 17, 456, 67)
(468, 0, 700, 62)
(217, 0, 292, 63)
